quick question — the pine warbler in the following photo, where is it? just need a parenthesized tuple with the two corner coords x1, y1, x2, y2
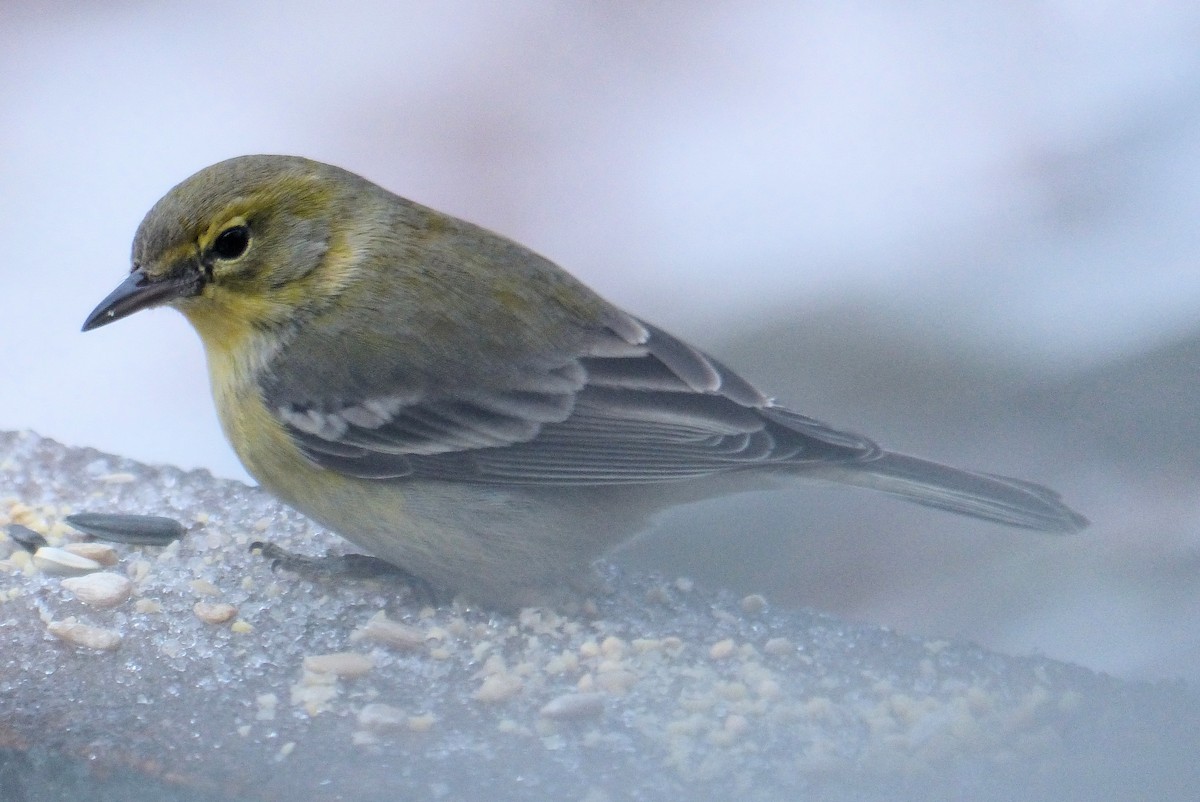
(83, 155, 1086, 607)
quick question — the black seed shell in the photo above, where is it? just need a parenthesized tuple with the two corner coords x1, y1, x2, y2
(7, 524, 48, 552)
(64, 513, 185, 545)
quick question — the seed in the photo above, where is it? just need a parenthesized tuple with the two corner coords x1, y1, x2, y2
(595, 669, 638, 694)
(63, 542, 118, 565)
(64, 513, 185, 545)
(539, 692, 606, 719)
(353, 612, 424, 650)
(61, 572, 132, 608)
(357, 703, 406, 732)
(193, 602, 237, 624)
(135, 598, 163, 614)
(6, 524, 47, 553)
(190, 579, 221, 596)
(662, 637, 685, 657)
(33, 547, 102, 576)
(709, 639, 736, 660)
(474, 673, 523, 703)
(740, 594, 768, 615)
(763, 637, 793, 656)
(600, 636, 626, 657)
(303, 652, 375, 677)
(46, 617, 121, 650)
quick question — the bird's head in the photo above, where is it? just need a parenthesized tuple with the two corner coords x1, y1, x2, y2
(83, 155, 368, 349)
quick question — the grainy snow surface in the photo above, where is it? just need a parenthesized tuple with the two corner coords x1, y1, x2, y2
(1, 431, 1196, 801)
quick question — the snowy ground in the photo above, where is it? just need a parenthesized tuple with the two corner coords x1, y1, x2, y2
(2, 431, 1198, 801)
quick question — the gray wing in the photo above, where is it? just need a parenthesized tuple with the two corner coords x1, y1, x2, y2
(267, 318, 880, 484)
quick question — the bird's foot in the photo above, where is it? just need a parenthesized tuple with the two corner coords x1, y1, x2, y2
(248, 541, 440, 604)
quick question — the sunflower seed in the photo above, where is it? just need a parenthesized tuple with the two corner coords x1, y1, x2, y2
(33, 547, 103, 576)
(63, 542, 118, 566)
(61, 572, 132, 608)
(7, 524, 47, 552)
(64, 513, 185, 545)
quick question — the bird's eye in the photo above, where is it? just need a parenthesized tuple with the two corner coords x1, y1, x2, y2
(212, 225, 250, 260)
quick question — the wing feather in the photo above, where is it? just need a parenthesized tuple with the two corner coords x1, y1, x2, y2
(269, 314, 878, 485)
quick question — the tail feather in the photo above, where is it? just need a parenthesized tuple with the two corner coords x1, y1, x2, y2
(806, 451, 1088, 533)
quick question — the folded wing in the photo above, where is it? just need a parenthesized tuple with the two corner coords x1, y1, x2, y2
(269, 318, 879, 484)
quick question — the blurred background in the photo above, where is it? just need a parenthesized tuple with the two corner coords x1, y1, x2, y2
(2, 1, 1197, 684)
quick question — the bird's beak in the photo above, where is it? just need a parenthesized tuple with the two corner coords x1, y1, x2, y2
(82, 268, 201, 332)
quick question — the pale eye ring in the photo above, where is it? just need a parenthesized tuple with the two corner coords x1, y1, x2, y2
(212, 225, 250, 260)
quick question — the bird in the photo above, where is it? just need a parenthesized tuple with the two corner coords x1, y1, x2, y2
(82, 155, 1087, 608)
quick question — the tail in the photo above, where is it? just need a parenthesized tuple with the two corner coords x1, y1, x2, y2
(805, 451, 1088, 533)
